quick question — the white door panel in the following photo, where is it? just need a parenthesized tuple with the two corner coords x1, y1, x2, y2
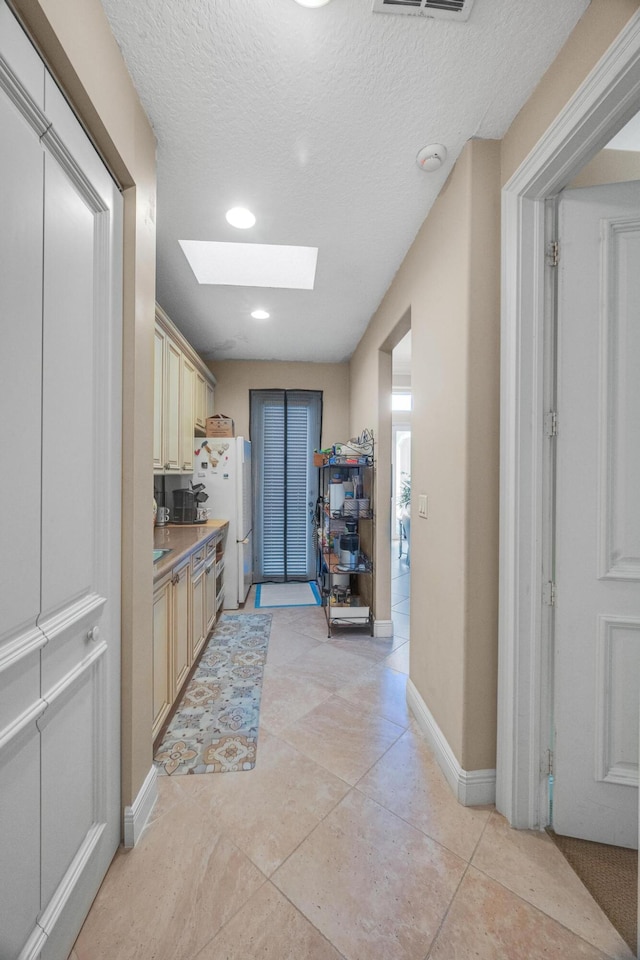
(0, 723, 42, 960)
(39, 650, 106, 908)
(0, 72, 43, 648)
(553, 182, 640, 847)
(41, 153, 97, 619)
(0, 3, 123, 955)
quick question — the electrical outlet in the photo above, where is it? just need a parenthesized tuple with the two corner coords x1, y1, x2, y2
(418, 494, 428, 519)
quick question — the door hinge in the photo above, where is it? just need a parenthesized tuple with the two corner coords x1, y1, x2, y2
(546, 240, 559, 267)
(543, 581, 556, 606)
(544, 411, 558, 438)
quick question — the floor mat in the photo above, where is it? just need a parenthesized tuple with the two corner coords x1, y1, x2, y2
(255, 581, 321, 608)
(548, 829, 637, 952)
(154, 613, 271, 775)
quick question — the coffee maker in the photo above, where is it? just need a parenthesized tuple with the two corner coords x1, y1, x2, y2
(172, 488, 196, 524)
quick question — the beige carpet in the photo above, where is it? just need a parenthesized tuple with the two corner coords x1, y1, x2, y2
(548, 830, 637, 953)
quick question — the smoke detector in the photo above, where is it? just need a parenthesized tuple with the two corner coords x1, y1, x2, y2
(372, 0, 475, 21)
(416, 144, 447, 172)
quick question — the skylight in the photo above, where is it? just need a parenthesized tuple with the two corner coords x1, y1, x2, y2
(179, 240, 318, 289)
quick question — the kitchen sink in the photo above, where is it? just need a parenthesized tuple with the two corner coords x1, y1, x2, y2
(153, 548, 172, 563)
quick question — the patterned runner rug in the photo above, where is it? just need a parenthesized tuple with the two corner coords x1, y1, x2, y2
(154, 613, 272, 775)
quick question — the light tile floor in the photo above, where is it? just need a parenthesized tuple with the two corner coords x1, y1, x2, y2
(70, 555, 633, 960)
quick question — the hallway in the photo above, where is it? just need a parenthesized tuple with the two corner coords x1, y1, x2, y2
(70, 565, 631, 959)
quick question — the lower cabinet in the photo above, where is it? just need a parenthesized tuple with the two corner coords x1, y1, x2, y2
(205, 556, 217, 636)
(172, 558, 191, 696)
(191, 558, 207, 662)
(152, 530, 225, 740)
(152, 575, 173, 740)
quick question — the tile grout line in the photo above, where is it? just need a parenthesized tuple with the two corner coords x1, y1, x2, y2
(467, 861, 631, 959)
(349, 778, 492, 866)
(188, 861, 272, 960)
(423, 860, 473, 960)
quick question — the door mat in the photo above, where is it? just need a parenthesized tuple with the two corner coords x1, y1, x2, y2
(548, 829, 637, 952)
(255, 581, 321, 608)
(154, 613, 271, 775)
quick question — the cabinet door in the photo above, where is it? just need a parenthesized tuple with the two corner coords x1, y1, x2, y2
(173, 560, 191, 696)
(181, 355, 196, 472)
(195, 371, 207, 430)
(152, 576, 172, 739)
(153, 325, 166, 471)
(191, 564, 207, 660)
(164, 339, 181, 472)
(205, 557, 217, 633)
(205, 380, 215, 420)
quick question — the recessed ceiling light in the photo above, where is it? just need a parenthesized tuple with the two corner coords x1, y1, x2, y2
(251, 310, 270, 320)
(179, 240, 318, 289)
(225, 207, 256, 229)
(294, 0, 331, 6)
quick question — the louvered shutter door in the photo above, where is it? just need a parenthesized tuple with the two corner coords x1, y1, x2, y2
(262, 397, 285, 578)
(251, 390, 322, 582)
(285, 398, 312, 577)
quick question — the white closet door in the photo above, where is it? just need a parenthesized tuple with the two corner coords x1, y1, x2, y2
(0, 5, 123, 957)
(37, 76, 122, 959)
(0, 18, 46, 957)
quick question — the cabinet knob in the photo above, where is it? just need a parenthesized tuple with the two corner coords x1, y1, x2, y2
(87, 626, 100, 643)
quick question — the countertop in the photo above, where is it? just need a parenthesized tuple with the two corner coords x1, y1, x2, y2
(153, 520, 228, 582)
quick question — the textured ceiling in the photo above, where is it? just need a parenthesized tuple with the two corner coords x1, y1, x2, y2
(100, 0, 590, 363)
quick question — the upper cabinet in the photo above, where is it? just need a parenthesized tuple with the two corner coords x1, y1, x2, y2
(153, 326, 165, 471)
(180, 354, 196, 473)
(154, 305, 217, 475)
(195, 371, 207, 431)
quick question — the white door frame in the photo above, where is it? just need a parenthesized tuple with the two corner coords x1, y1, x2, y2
(497, 10, 640, 829)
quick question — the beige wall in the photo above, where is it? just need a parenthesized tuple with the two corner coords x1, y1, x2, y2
(11, 0, 157, 811)
(501, 0, 640, 184)
(207, 359, 350, 449)
(568, 148, 640, 188)
(350, 141, 501, 766)
(350, 0, 640, 774)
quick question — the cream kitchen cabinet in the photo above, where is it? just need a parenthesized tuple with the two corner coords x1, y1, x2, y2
(152, 525, 226, 742)
(205, 544, 217, 636)
(195, 370, 207, 431)
(152, 554, 191, 738)
(172, 557, 191, 697)
(152, 574, 173, 739)
(154, 305, 216, 475)
(153, 325, 166, 471)
(163, 338, 182, 473)
(180, 354, 196, 472)
(206, 380, 215, 422)
(191, 548, 208, 662)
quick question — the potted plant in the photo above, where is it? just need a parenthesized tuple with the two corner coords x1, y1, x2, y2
(398, 472, 411, 510)
(398, 472, 411, 563)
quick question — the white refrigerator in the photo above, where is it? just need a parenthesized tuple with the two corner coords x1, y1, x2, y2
(193, 436, 253, 607)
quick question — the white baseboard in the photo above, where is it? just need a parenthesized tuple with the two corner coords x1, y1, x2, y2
(123, 765, 158, 848)
(406, 679, 496, 806)
(374, 619, 394, 638)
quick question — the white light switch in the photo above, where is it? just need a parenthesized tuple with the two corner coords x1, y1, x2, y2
(418, 494, 428, 519)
